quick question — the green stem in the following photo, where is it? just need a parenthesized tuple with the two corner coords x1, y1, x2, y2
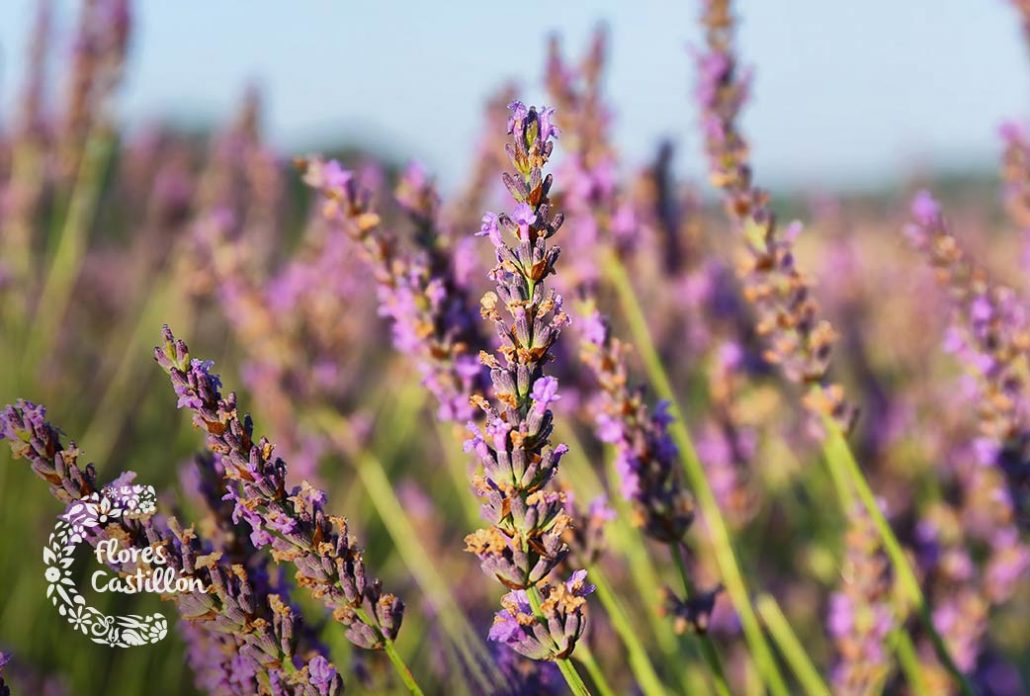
(820, 410, 973, 696)
(81, 277, 188, 463)
(603, 249, 789, 696)
(892, 627, 930, 696)
(588, 570, 669, 696)
(377, 625, 425, 696)
(433, 419, 482, 524)
(575, 645, 617, 696)
(313, 409, 503, 695)
(671, 546, 732, 696)
(604, 459, 705, 696)
(754, 594, 830, 696)
(527, 588, 593, 696)
(23, 131, 114, 377)
(557, 659, 594, 696)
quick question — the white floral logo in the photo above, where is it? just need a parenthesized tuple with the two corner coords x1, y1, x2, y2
(43, 484, 181, 648)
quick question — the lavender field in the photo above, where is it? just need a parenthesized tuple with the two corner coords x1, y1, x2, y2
(1, 1, 1029, 695)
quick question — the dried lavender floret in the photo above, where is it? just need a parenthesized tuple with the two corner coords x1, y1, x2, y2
(488, 570, 595, 661)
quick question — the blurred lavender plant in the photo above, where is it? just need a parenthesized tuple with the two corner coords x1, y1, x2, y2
(905, 192, 1030, 529)
(696, 0, 853, 430)
(301, 158, 489, 424)
(1000, 122, 1030, 271)
(577, 306, 694, 544)
(0, 652, 8, 696)
(827, 505, 895, 695)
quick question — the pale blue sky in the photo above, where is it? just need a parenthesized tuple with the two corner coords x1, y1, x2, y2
(1, 1, 1027, 192)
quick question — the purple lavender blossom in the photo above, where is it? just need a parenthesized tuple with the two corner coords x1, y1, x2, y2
(578, 307, 695, 543)
(461, 101, 592, 661)
(0, 652, 9, 696)
(696, 0, 852, 430)
(155, 326, 404, 652)
(302, 157, 490, 424)
(828, 506, 895, 695)
(905, 191, 1030, 529)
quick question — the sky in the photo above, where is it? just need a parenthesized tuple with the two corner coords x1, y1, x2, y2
(0, 1, 1027, 194)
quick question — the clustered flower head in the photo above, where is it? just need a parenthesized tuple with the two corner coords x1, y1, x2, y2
(489, 570, 595, 661)
(578, 306, 695, 543)
(905, 192, 1030, 528)
(0, 400, 343, 696)
(301, 158, 489, 423)
(154, 326, 404, 651)
(828, 505, 895, 696)
(696, 0, 853, 430)
(462, 101, 594, 660)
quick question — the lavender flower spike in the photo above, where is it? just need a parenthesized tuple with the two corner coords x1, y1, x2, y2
(828, 505, 895, 695)
(578, 305, 694, 543)
(463, 101, 593, 660)
(904, 192, 1030, 529)
(696, 0, 853, 430)
(155, 325, 404, 651)
(301, 157, 489, 424)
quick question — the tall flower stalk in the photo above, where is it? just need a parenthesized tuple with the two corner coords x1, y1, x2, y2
(905, 191, 1030, 529)
(696, 0, 851, 429)
(153, 327, 423, 695)
(461, 101, 595, 694)
(695, 2, 973, 692)
(827, 505, 896, 695)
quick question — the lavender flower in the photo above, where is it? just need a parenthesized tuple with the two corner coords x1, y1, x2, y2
(462, 101, 593, 660)
(696, 0, 853, 430)
(578, 306, 694, 542)
(828, 505, 895, 695)
(301, 157, 489, 423)
(0, 400, 343, 696)
(59, 0, 131, 176)
(155, 326, 404, 651)
(489, 571, 595, 660)
(1000, 122, 1030, 234)
(904, 191, 1030, 528)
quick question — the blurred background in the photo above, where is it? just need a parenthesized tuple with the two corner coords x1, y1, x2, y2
(1, 0, 1027, 191)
